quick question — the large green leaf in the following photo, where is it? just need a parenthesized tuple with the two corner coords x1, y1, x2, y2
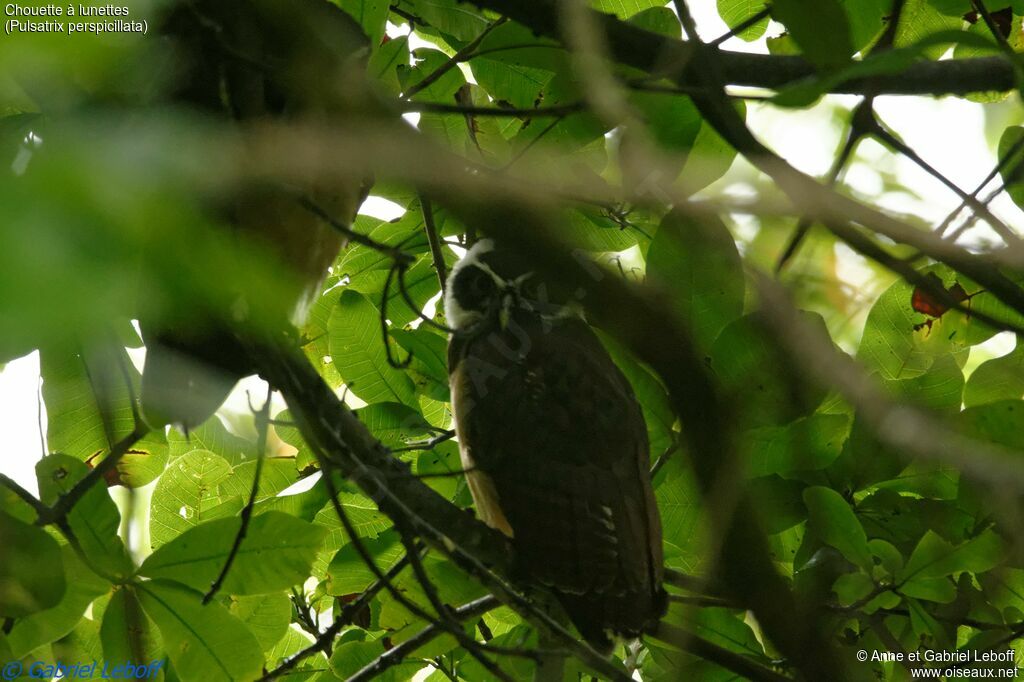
(328, 289, 418, 407)
(326, 531, 404, 596)
(139, 512, 327, 595)
(804, 486, 872, 571)
(36, 454, 133, 579)
(150, 449, 239, 549)
(100, 587, 163, 668)
(335, 0, 389, 46)
(354, 401, 435, 448)
(998, 126, 1024, 213)
(894, 0, 963, 57)
(710, 312, 829, 427)
(742, 414, 850, 478)
(716, 0, 770, 41)
(40, 340, 168, 487)
(772, 0, 853, 67)
(857, 270, 969, 381)
(592, 0, 668, 17)
(648, 210, 744, 350)
(229, 592, 292, 652)
(137, 579, 264, 682)
(168, 418, 253, 466)
(0, 511, 66, 617)
(403, 0, 488, 42)
(900, 529, 1004, 583)
(391, 329, 451, 402)
(6, 544, 110, 658)
(965, 343, 1024, 407)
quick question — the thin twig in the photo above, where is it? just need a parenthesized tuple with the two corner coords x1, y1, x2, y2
(45, 425, 148, 524)
(420, 194, 448, 293)
(403, 100, 586, 118)
(258, 552, 415, 681)
(298, 197, 414, 266)
(651, 621, 792, 682)
(403, 17, 508, 100)
(203, 386, 273, 604)
(709, 6, 772, 47)
(346, 596, 500, 682)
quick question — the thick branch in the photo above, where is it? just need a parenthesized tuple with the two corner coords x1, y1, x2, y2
(465, 0, 1015, 97)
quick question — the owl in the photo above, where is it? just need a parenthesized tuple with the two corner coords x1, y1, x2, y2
(445, 239, 666, 650)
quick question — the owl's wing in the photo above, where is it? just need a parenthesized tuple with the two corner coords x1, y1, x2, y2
(449, 312, 664, 642)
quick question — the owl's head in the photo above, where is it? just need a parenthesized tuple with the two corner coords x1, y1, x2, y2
(444, 239, 528, 332)
(444, 239, 582, 333)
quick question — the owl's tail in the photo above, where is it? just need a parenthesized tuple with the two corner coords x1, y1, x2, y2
(557, 586, 668, 653)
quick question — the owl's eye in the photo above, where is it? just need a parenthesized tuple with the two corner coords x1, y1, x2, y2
(454, 265, 498, 312)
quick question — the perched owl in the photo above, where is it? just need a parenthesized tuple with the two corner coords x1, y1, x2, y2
(445, 240, 666, 650)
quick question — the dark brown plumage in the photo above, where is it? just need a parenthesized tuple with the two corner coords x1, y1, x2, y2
(445, 240, 665, 650)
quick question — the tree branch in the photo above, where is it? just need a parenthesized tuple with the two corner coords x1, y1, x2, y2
(465, 0, 1016, 97)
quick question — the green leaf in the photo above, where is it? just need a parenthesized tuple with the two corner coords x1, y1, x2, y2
(592, 0, 668, 17)
(36, 454, 133, 579)
(137, 579, 264, 682)
(900, 577, 957, 603)
(894, 0, 964, 57)
(833, 571, 874, 607)
(399, 47, 467, 102)
(869, 539, 903, 577)
(229, 592, 292, 651)
(390, 329, 452, 402)
(857, 269, 967, 381)
(326, 531, 404, 596)
(265, 627, 324, 673)
(656, 456, 705, 568)
(710, 312, 828, 427)
(959, 399, 1024, 450)
(334, 0, 389, 46)
(40, 341, 168, 487)
(839, 0, 889, 51)
(403, 0, 488, 41)
(965, 344, 1024, 407)
(6, 543, 109, 658)
(328, 289, 417, 407)
(468, 22, 562, 109)
(0, 511, 66, 617)
(314, 492, 394, 578)
(354, 402, 435, 448)
(218, 458, 301, 502)
(139, 511, 327, 595)
(998, 126, 1024, 213)
(662, 605, 766, 658)
(368, 35, 410, 96)
(742, 414, 850, 478)
(150, 449, 239, 549)
(772, 0, 853, 67)
(884, 353, 964, 414)
(329, 637, 421, 681)
(168, 419, 252, 466)
(100, 587, 163, 667)
(648, 210, 744, 350)
(803, 486, 872, 571)
(716, 0, 770, 41)
(900, 529, 1004, 583)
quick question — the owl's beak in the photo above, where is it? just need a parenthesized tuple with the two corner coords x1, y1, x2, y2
(498, 290, 515, 329)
